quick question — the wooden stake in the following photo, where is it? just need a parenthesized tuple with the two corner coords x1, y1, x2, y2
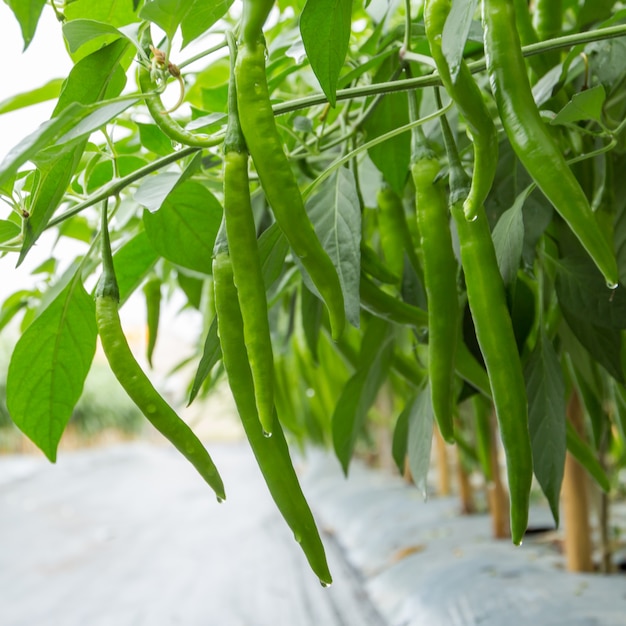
(434, 426, 451, 496)
(487, 411, 510, 539)
(456, 446, 475, 514)
(561, 389, 594, 572)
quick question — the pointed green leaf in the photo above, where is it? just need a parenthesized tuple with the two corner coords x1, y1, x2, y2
(407, 384, 434, 499)
(181, 0, 234, 48)
(113, 230, 160, 305)
(139, 0, 194, 41)
(301, 284, 324, 364)
(363, 57, 410, 194)
(143, 181, 222, 275)
(556, 255, 626, 329)
(332, 318, 393, 473)
(492, 186, 530, 286)
(0, 79, 64, 115)
(188, 316, 221, 405)
(4, 0, 46, 49)
(6, 280, 97, 461)
(0, 219, 20, 243)
(19, 39, 130, 264)
(305, 168, 361, 327)
(565, 421, 610, 492)
(259, 223, 289, 289)
(391, 394, 415, 474)
(442, 0, 478, 82)
(62, 19, 124, 53)
(300, 0, 353, 107)
(65, 0, 141, 26)
(524, 330, 566, 525)
(552, 85, 606, 126)
(561, 307, 624, 383)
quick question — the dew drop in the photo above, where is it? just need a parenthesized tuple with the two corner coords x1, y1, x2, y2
(320, 580, 332, 588)
(467, 213, 478, 222)
(293, 532, 302, 544)
(262, 430, 272, 438)
(606, 280, 619, 290)
(171, 140, 182, 150)
(216, 496, 225, 504)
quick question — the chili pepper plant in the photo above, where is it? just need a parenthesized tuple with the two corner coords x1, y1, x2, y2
(2, 0, 626, 578)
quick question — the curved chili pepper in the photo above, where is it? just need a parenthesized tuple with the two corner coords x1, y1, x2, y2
(482, 0, 619, 287)
(440, 111, 532, 545)
(234, 37, 346, 339)
(96, 201, 225, 500)
(213, 247, 332, 585)
(222, 31, 275, 435)
(424, 0, 498, 222)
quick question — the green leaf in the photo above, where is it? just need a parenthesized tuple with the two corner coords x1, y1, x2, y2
(301, 284, 323, 364)
(188, 316, 221, 405)
(18, 39, 130, 264)
(0, 103, 84, 188)
(555, 255, 626, 329)
(305, 168, 361, 327)
(560, 307, 624, 383)
(0, 79, 64, 115)
(62, 19, 124, 53)
(407, 384, 434, 499)
(565, 421, 610, 492)
(332, 317, 393, 473)
(0, 219, 20, 243)
(551, 85, 606, 126)
(442, 0, 478, 82)
(391, 395, 415, 474)
(143, 181, 222, 275)
(4, 0, 46, 49)
(300, 0, 353, 107)
(362, 57, 410, 194)
(143, 277, 162, 367)
(524, 330, 566, 525)
(65, 0, 141, 27)
(492, 186, 529, 286)
(113, 230, 160, 305)
(134, 152, 202, 213)
(137, 122, 175, 156)
(176, 271, 204, 309)
(181, 0, 234, 48)
(139, 0, 194, 41)
(259, 223, 289, 289)
(6, 280, 97, 461)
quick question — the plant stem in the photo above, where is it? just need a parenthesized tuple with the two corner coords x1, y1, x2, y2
(46, 146, 201, 229)
(275, 24, 626, 115)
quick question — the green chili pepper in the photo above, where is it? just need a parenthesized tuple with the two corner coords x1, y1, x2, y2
(359, 274, 428, 329)
(440, 111, 532, 545)
(533, 0, 562, 43)
(482, 0, 619, 287)
(138, 32, 223, 149)
(143, 276, 161, 368)
(361, 242, 401, 285)
(234, 37, 345, 339)
(241, 0, 276, 47)
(212, 246, 332, 585)
(512, 0, 550, 78)
(377, 186, 421, 281)
(96, 201, 225, 500)
(424, 0, 498, 222)
(223, 32, 274, 435)
(411, 143, 459, 444)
